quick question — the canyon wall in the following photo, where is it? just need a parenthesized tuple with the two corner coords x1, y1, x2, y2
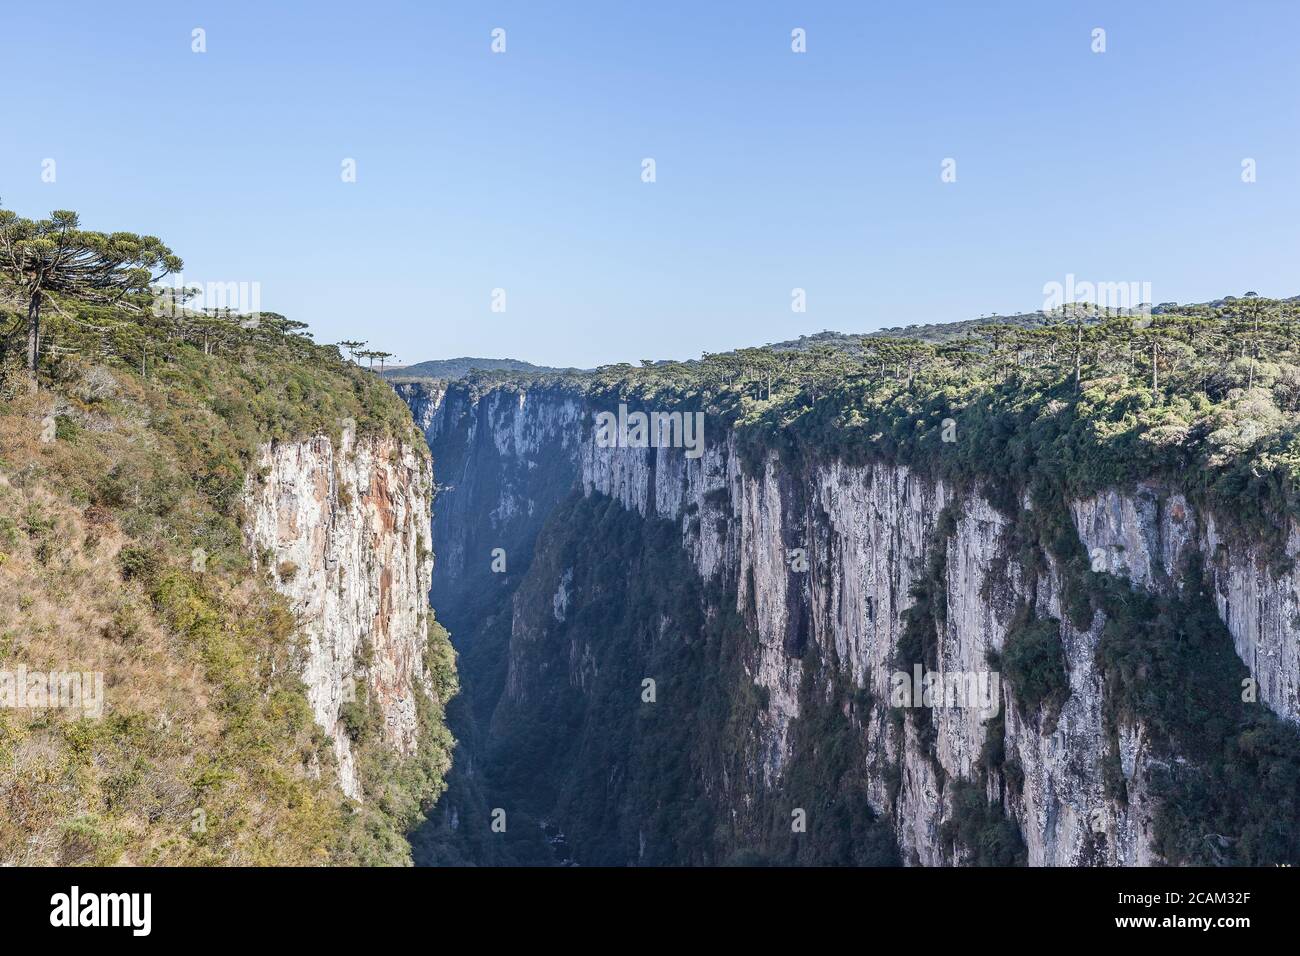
(241, 424, 435, 799)
(402, 379, 1300, 865)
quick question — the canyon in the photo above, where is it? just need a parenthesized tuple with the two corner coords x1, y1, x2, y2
(398, 377, 1300, 866)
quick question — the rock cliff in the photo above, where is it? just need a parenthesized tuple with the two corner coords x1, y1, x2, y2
(402, 378, 1300, 865)
(242, 424, 435, 799)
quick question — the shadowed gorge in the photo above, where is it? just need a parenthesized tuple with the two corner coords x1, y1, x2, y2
(403, 299, 1300, 866)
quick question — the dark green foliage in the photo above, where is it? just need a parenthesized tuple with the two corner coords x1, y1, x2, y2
(979, 709, 1006, 776)
(942, 779, 1027, 866)
(999, 609, 1069, 731)
(338, 683, 372, 741)
(342, 618, 458, 866)
(931, 646, 1027, 865)
(405, 296, 1300, 868)
(54, 414, 80, 442)
(472, 492, 897, 866)
(772, 664, 900, 866)
(1094, 563, 1300, 864)
(894, 504, 955, 675)
(1102, 735, 1127, 804)
(1002, 757, 1024, 798)
(117, 545, 163, 583)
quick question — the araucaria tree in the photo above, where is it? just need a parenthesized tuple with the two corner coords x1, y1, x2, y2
(0, 201, 182, 375)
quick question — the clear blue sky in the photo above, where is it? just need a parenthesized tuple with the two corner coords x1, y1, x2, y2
(3, 1, 1297, 368)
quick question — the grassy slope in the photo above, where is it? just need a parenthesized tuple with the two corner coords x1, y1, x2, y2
(0, 302, 453, 865)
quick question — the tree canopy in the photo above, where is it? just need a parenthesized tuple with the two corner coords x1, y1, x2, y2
(0, 201, 183, 375)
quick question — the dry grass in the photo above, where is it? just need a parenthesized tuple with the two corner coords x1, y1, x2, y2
(0, 377, 356, 865)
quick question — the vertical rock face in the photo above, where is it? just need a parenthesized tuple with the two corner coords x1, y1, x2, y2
(579, 435, 1145, 864)
(242, 425, 434, 799)
(400, 380, 1300, 865)
(1073, 486, 1300, 723)
(394, 381, 447, 439)
(415, 382, 586, 589)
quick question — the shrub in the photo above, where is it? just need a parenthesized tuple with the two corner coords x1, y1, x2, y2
(942, 779, 1026, 866)
(118, 545, 163, 583)
(1000, 610, 1069, 732)
(338, 686, 372, 742)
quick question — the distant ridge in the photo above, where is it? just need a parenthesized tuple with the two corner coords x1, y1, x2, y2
(388, 294, 1300, 377)
(384, 356, 583, 381)
(762, 293, 1300, 350)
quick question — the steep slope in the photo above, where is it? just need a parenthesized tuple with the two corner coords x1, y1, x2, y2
(242, 427, 446, 804)
(401, 313, 1300, 866)
(401, 380, 587, 864)
(0, 304, 454, 865)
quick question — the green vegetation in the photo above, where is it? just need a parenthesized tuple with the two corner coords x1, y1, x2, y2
(0, 204, 449, 865)
(470, 295, 1300, 560)
(340, 618, 458, 865)
(892, 502, 956, 781)
(888, 507, 1026, 866)
(995, 609, 1069, 732)
(479, 492, 896, 865)
(1094, 562, 1300, 865)
(427, 292, 1300, 867)
(0, 203, 182, 374)
(941, 779, 1027, 866)
(774, 663, 900, 866)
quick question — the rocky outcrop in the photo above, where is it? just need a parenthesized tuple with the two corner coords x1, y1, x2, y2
(393, 381, 447, 439)
(579, 434, 1141, 864)
(1074, 486, 1300, 723)
(242, 423, 435, 799)
(401, 380, 1300, 865)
